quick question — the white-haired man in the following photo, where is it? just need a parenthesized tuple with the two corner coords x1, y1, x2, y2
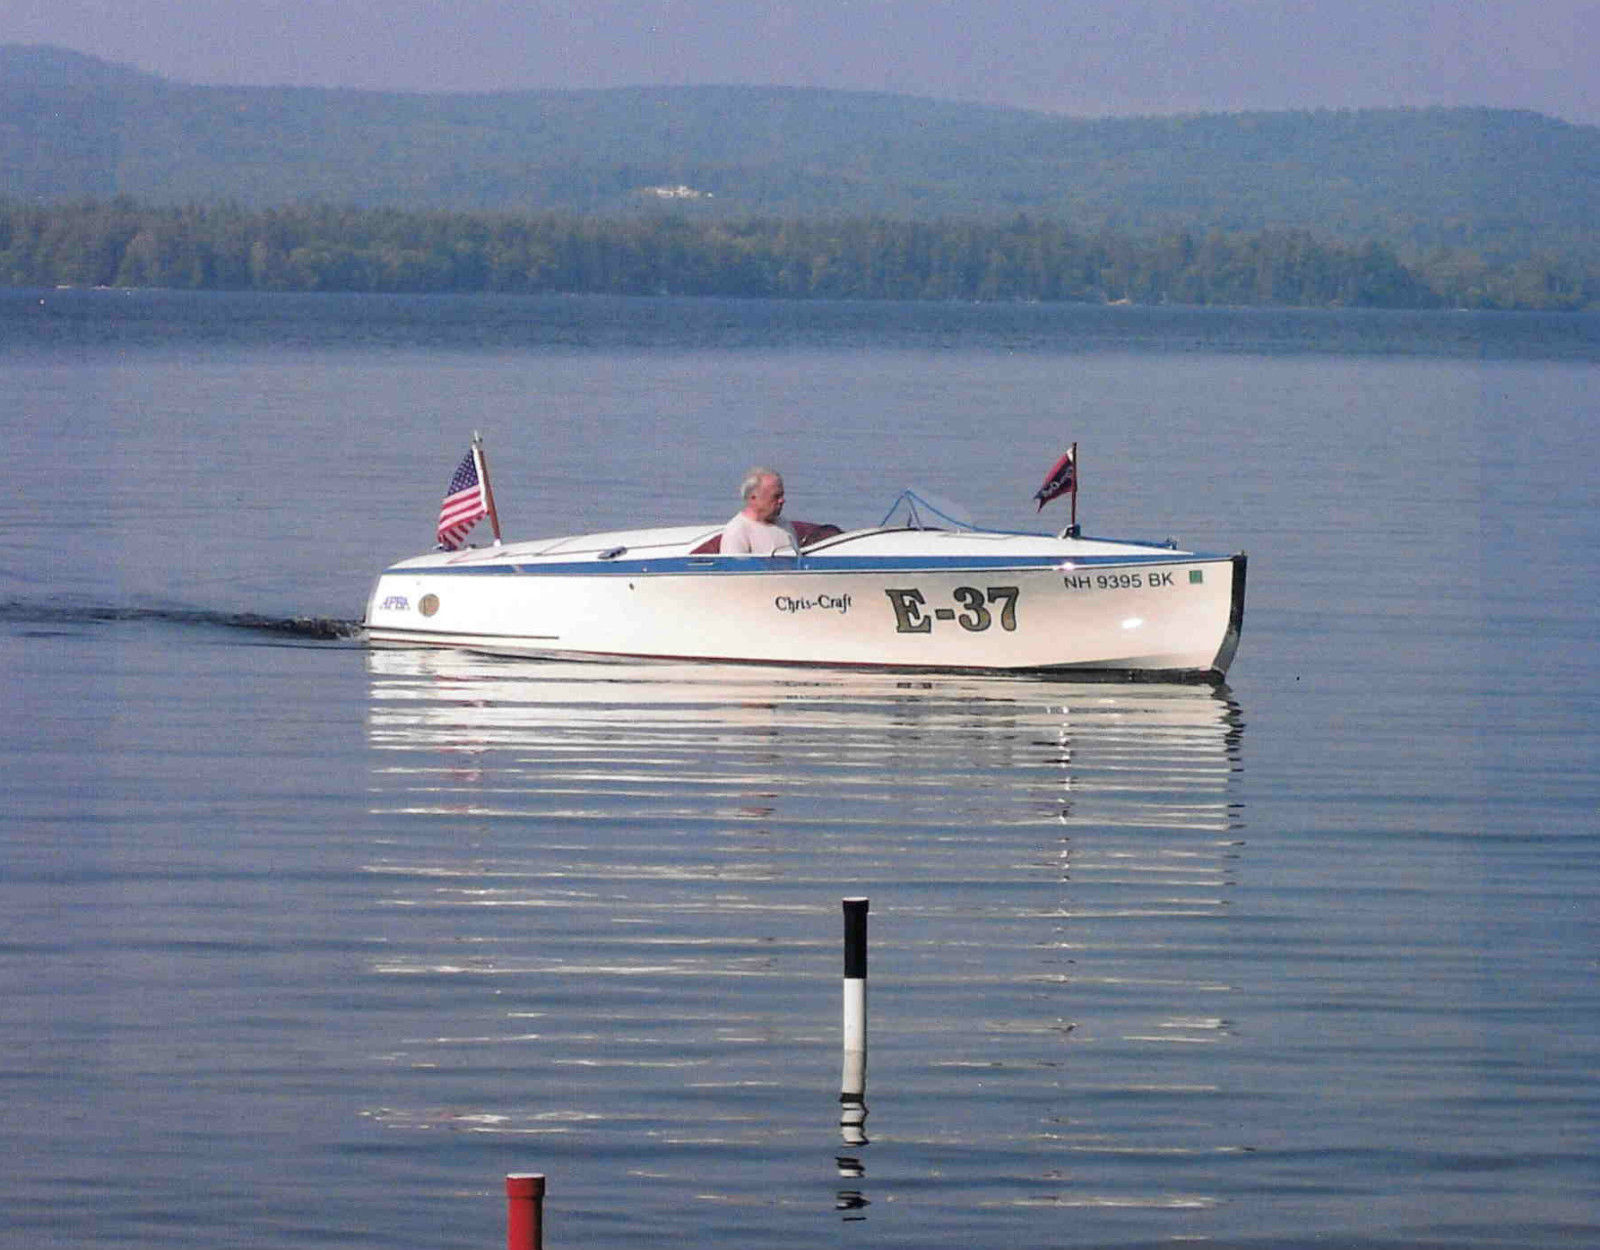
(720, 466, 800, 555)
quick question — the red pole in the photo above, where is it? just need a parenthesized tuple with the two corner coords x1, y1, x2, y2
(506, 1173, 545, 1250)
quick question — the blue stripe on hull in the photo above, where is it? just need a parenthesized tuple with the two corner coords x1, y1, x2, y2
(387, 552, 1234, 578)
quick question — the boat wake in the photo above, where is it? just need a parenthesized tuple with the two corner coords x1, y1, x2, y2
(0, 598, 364, 641)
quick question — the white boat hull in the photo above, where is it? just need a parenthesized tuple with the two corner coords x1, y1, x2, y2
(365, 523, 1246, 679)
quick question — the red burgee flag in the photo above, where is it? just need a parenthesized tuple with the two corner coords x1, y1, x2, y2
(1034, 444, 1077, 511)
(436, 446, 489, 549)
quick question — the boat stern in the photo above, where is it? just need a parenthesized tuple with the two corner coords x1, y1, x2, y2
(1207, 553, 1248, 677)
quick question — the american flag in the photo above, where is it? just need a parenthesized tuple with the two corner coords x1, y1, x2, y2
(1034, 445, 1076, 511)
(436, 448, 488, 549)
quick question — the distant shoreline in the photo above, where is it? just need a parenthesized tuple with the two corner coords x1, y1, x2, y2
(4, 202, 1595, 312)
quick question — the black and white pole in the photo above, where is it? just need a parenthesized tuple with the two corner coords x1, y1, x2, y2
(840, 897, 869, 1144)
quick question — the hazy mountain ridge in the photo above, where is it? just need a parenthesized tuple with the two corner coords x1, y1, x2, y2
(5, 46, 1598, 259)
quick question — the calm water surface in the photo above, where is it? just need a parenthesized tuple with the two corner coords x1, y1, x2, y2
(2, 291, 1597, 1249)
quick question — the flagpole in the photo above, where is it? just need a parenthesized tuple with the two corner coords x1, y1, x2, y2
(1070, 441, 1078, 534)
(472, 430, 503, 546)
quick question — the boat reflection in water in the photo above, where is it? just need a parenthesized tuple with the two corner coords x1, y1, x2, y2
(363, 649, 1246, 1241)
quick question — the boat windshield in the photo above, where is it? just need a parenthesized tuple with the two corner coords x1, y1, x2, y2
(879, 488, 976, 530)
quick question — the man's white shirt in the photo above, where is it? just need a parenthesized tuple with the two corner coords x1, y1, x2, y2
(720, 513, 800, 555)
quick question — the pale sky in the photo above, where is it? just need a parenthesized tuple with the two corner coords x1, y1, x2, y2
(4, 0, 1597, 124)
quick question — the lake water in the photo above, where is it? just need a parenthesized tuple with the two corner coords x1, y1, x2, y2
(3, 290, 1598, 1249)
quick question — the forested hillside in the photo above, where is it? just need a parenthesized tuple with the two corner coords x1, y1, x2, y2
(7, 201, 1592, 310)
(3, 46, 1598, 308)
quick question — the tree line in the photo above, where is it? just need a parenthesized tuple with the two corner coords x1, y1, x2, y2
(2, 200, 1594, 311)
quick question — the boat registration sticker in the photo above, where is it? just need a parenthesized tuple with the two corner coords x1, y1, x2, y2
(419, 594, 440, 617)
(884, 586, 1019, 634)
